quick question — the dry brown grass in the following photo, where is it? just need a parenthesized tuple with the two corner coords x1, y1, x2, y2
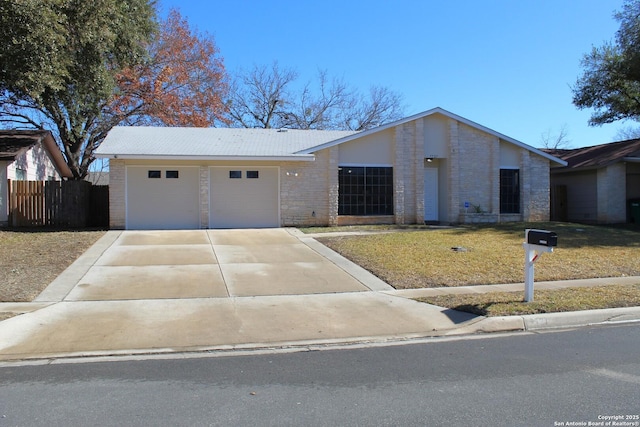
(317, 222, 640, 289)
(0, 229, 105, 302)
(417, 284, 640, 316)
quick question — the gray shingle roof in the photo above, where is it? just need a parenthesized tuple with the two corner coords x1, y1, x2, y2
(95, 127, 358, 159)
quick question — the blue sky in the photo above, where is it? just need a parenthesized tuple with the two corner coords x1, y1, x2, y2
(159, 0, 627, 148)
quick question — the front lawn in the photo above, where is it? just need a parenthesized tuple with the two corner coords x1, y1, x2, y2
(0, 229, 105, 302)
(417, 284, 640, 316)
(316, 222, 640, 289)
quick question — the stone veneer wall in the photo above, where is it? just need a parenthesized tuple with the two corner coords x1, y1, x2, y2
(199, 166, 209, 228)
(108, 159, 126, 229)
(413, 119, 426, 223)
(525, 153, 551, 221)
(279, 149, 333, 227)
(455, 123, 499, 221)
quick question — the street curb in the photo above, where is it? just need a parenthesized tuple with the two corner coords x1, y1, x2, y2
(465, 306, 640, 334)
(1, 308, 639, 364)
(521, 306, 640, 330)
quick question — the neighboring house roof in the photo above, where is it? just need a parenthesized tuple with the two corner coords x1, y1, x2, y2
(299, 107, 567, 165)
(545, 138, 640, 171)
(0, 129, 72, 177)
(95, 127, 358, 161)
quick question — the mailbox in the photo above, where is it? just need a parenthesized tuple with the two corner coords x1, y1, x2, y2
(526, 229, 557, 247)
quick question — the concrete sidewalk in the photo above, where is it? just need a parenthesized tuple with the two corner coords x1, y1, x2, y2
(0, 228, 638, 362)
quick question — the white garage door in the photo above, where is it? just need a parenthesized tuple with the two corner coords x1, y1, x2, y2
(209, 167, 279, 228)
(126, 166, 199, 230)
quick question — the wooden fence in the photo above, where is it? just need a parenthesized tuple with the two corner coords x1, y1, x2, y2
(7, 180, 109, 228)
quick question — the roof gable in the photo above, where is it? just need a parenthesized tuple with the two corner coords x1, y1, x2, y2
(546, 138, 640, 170)
(298, 107, 567, 165)
(0, 130, 72, 177)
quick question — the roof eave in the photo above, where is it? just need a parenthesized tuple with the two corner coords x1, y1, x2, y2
(623, 156, 640, 163)
(94, 154, 316, 162)
(41, 132, 73, 178)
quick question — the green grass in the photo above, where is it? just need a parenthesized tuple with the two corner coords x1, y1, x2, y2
(417, 284, 640, 316)
(317, 222, 640, 289)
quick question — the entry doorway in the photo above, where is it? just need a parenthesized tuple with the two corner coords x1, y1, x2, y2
(424, 167, 439, 222)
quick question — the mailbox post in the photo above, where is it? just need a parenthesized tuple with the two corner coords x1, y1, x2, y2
(523, 229, 557, 302)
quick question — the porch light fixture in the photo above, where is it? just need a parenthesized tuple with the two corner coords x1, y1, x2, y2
(286, 171, 299, 177)
(425, 157, 434, 162)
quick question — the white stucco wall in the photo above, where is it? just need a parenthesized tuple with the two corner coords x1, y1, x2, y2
(423, 114, 449, 159)
(6, 144, 61, 181)
(338, 129, 393, 165)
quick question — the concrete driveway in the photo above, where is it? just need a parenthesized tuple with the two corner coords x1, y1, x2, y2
(0, 229, 479, 361)
(61, 229, 372, 301)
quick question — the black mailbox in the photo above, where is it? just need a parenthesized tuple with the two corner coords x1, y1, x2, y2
(526, 229, 557, 247)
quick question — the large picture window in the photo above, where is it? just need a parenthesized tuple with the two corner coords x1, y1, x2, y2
(500, 169, 520, 214)
(338, 166, 393, 215)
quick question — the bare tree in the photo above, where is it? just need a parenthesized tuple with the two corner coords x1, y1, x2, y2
(281, 70, 352, 129)
(614, 125, 640, 140)
(225, 62, 298, 129)
(540, 124, 571, 149)
(339, 85, 405, 131)
(226, 62, 405, 130)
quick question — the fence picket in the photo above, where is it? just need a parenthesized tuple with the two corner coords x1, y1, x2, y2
(7, 180, 108, 228)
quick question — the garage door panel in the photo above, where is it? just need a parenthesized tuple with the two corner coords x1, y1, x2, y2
(210, 167, 279, 228)
(127, 167, 199, 230)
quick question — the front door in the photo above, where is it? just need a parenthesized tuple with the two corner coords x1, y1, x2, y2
(424, 167, 438, 222)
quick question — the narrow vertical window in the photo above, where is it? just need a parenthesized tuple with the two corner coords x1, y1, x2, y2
(500, 169, 520, 214)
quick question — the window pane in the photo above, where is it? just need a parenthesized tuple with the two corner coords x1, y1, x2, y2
(338, 166, 393, 216)
(148, 170, 161, 178)
(246, 171, 259, 179)
(166, 170, 179, 179)
(229, 170, 241, 179)
(500, 169, 520, 214)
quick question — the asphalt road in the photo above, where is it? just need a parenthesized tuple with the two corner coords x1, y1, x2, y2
(1, 324, 639, 427)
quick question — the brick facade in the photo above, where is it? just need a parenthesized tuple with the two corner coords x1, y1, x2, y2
(105, 112, 556, 229)
(108, 159, 126, 229)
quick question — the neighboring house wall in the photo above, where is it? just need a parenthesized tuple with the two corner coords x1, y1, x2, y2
(551, 170, 598, 223)
(627, 163, 640, 201)
(6, 144, 61, 181)
(1, 144, 63, 227)
(550, 162, 639, 224)
(597, 163, 627, 223)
